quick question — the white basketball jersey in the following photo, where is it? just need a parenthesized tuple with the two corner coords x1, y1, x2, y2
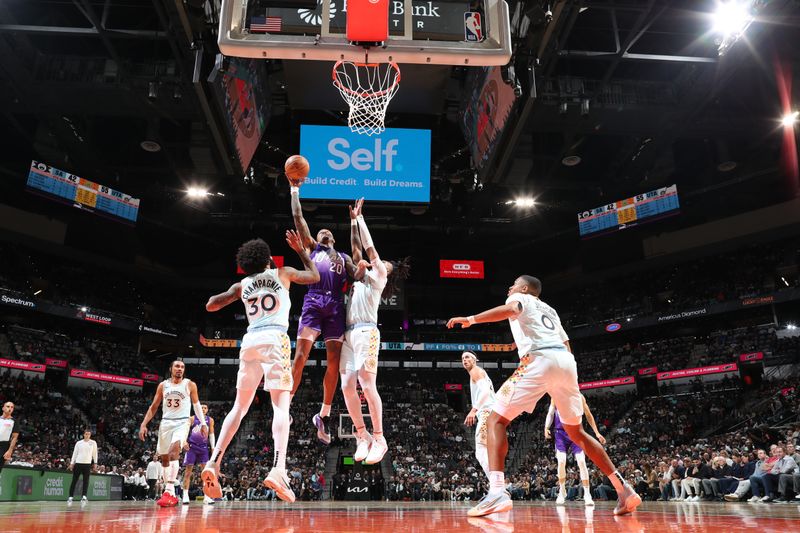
(347, 267, 387, 326)
(506, 293, 569, 357)
(470, 370, 495, 411)
(240, 268, 290, 331)
(162, 379, 191, 420)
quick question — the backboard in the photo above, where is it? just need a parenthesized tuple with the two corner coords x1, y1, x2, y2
(218, 0, 512, 66)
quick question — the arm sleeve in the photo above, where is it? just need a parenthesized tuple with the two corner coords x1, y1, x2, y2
(544, 402, 555, 430)
(71, 442, 79, 464)
(93, 442, 98, 464)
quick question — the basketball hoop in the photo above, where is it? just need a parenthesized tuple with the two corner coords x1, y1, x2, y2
(332, 60, 401, 136)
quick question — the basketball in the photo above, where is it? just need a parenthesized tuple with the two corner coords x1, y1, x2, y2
(285, 155, 309, 185)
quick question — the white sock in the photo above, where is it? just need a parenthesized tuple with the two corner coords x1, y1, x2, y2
(165, 460, 179, 494)
(272, 390, 291, 471)
(609, 470, 626, 493)
(559, 481, 566, 494)
(320, 404, 331, 418)
(489, 471, 505, 493)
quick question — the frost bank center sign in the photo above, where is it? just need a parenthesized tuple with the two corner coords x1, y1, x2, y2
(299, 125, 431, 203)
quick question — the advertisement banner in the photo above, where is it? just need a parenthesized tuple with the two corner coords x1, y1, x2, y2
(0, 466, 122, 501)
(444, 383, 463, 391)
(0, 292, 36, 309)
(300, 125, 431, 203)
(344, 470, 370, 501)
(579, 376, 635, 390)
(141, 372, 160, 383)
(139, 324, 179, 338)
(201, 335, 516, 352)
(45, 358, 68, 368)
(439, 260, 485, 279)
(637, 366, 658, 376)
(0, 358, 45, 373)
(70, 369, 143, 387)
(657, 363, 738, 381)
(739, 352, 764, 362)
(481, 343, 517, 352)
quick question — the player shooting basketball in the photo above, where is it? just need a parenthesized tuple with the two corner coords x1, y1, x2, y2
(285, 157, 362, 445)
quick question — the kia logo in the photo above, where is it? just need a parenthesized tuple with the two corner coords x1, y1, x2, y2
(452, 263, 472, 270)
(347, 487, 368, 493)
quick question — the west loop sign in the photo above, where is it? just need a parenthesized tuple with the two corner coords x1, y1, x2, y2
(260, 0, 472, 41)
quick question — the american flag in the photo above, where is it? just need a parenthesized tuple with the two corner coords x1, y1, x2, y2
(250, 16, 282, 33)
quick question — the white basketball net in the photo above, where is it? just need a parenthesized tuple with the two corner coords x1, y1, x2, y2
(332, 61, 401, 136)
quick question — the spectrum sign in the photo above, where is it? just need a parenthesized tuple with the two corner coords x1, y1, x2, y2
(440, 260, 485, 279)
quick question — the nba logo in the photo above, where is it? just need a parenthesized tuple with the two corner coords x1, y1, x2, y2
(464, 12, 482, 42)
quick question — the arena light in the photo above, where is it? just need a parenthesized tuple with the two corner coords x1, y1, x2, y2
(186, 187, 209, 198)
(781, 111, 799, 127)
(80, 306, 88, 312)
(515, 198, 536, 208)
(712, 1, 755, 55)
(33, 289, 42, 296)
(782, 276, 790, 287)
(787, 324, 797, 330)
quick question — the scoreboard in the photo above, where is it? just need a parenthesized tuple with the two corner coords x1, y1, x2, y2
(26, 161, 139, 224)
(578, 184, 679, 238)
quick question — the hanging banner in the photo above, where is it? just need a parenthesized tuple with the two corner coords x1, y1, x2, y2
(739, 352, 764, 362)
(637, 366, 658, 376)
(45, 358, 68, 368)
(657, 363, 738, 381)
(141, 372, 160, 383)
(0, 358, 46, 373)
(69, 369, 143, 387)
(579, 376, 635, 390)
(444, 383, 463, 391)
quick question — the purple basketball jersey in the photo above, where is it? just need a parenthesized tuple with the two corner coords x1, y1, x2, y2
(308, 244, 350, 296)
(553, 408, 583, 455)
(187, 415, 209, 448)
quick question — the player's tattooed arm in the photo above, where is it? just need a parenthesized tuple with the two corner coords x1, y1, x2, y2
(290, 187, 316, 250)
(206, 282, 242, 312)
(446, 302, 522, 329)
(283, 229, 321, 285)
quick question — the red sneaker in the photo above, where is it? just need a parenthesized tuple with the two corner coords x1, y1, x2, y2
(157, 491, 178, 507)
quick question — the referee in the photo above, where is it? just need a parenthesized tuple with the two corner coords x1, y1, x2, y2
(68, 429, 98, 502)
(1, 401, 19, 475)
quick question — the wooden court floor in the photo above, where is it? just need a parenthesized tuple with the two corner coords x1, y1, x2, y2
(1, 500, 799, 532)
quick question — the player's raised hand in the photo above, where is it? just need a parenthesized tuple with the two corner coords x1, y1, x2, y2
(348, 197, 364, 219)
(544, 428, 551, 440)
(447, 316, 471, 329)
(354, 259, 369, 280)
(286, 229, 304, 253)
(138, 425, 148, 442)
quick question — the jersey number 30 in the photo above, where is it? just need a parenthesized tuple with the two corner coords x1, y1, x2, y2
(247, 294, 277, 316)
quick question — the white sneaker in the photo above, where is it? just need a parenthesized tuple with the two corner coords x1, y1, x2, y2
(747, 496, 760, 503)
(354, 433, 372, 462)
(556, 491, 566, 505)
(201, 461, 223, 499)
(67, 497, 73, 503)
(760, 495, 771, 502)
(81, 496, 88, 502)
(613, 484, 642, 516)
(584, 494, 595, 506)
(468, 490, 513, 517)
(182, 491, 190, 504)
(365, 435, 388, 465)
(203, 495, 215, 505)
(263, 467, 296, 503)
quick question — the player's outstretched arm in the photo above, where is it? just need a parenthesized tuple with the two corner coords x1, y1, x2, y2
(349, 198, 363, 264)
(139, 383, 164, 441)
(544, 402, 555, 439)
(189, 381, 208, 438)
(582, 395, 606, 444)
(282, 229, 320, 285)
(446, 301, 522, 329)
(206, 282, 242, 312)
(355, 201, 388, 280)
(290, 186, 315, 251)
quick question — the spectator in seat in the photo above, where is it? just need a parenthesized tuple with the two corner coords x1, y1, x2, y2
(751, 446, 797, 502)
(670, 457, 688, 501)
(659, 460, 674, 501)
(681, 457, 703, 501)
(702, 456, 730, 500)
(776, 444, 800, 503)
